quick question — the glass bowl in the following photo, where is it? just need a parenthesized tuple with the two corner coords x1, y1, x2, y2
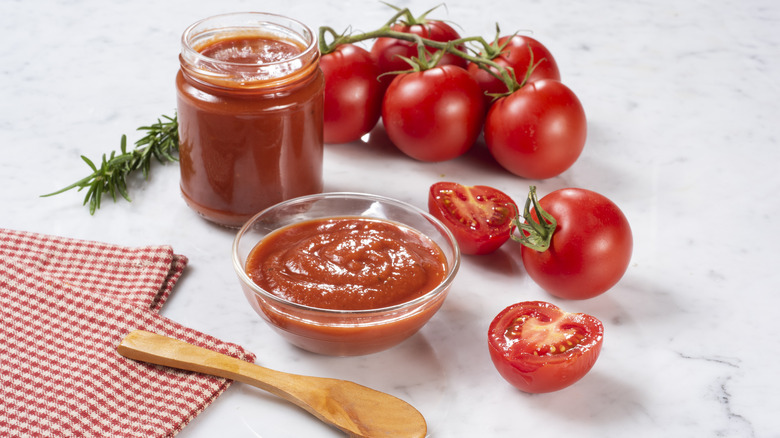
(232, 192, 460, 356)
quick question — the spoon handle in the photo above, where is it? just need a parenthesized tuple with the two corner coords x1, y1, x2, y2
(117, 330, 308, 404)
(117, 330, 428, 438)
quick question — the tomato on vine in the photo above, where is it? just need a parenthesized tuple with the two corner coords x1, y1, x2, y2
(513, 186, 633, 299)
(488, 301, 604, 393)
(484, 79, 586, 180)
(382, 64, 485, 162)
(371, 21, 466, 89)
(428, 182, 518, 255)
(467, 34, 561, 107)
(317, 7, 585, 173)
(321, 44, 383, 144)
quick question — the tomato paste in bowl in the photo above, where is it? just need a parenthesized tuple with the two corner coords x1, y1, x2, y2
(232, 192, 460, 356)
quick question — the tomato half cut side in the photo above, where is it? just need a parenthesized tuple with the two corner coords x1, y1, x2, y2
(488, 301, 604, 393)
(428, 182, 518, 255)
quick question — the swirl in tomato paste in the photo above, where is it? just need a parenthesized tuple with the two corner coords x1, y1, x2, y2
(245, 217, 448, 310)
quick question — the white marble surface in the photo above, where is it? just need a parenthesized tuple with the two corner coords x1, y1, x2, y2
(2, 0, 779, 436)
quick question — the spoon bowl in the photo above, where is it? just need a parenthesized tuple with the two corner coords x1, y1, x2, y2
(117, 330, 427, 438)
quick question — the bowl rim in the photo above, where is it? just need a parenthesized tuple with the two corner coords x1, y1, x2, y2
(231, 191, 461, 316)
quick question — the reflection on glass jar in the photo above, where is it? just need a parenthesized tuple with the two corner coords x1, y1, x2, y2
(176, 12, 324, 227)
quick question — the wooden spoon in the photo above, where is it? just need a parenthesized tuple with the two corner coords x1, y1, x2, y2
(117, 330, 427, 438)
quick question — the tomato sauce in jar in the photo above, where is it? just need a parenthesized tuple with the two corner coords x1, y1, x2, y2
(176, 13, 324, 227)
(245, 217, 448, 311)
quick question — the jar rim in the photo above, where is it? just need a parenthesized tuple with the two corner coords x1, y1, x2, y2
(180, 12, 319, 84)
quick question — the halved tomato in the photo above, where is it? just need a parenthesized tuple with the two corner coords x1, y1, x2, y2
(427, 182, 518, 255)
(488, 301, 604, 393)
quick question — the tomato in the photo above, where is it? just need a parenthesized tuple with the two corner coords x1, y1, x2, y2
(516, 187, 633, 299)
(484, 79, 586, 179)
(488, 301, 604, 393)
(382, 65, 485, 162)
(467, 35, 561, 107)
(320, 44, 384, 144)
(370, 20, 467, 91)
(428, 182, 518, 255)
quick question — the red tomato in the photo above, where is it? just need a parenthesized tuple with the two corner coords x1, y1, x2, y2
(519, 187, 633, 299)
(467, 35, 561, 107)
(488, 301, 604, 393)
(321, 44, 383, 144)
(484, 79, 586, 179)
(428, 182, 518, 255)
(371, 20, 467, 91)
(382, 65, 485, 162)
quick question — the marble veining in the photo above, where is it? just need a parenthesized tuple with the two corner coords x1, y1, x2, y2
(2, 0, 779, 437)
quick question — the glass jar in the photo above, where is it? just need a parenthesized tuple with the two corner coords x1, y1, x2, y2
(176, 12, 324, 227)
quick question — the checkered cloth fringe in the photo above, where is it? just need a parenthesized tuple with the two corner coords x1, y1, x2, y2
(0, 228, 255, 437)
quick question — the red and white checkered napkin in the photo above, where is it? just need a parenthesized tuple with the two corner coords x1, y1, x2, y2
(0, 228, 256, 437)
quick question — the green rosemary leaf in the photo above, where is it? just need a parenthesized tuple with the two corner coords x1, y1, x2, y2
(83, 184, 96, 207)
(41, 113, 179, 214)
(116, 176, 130, 202)
(81, 155, 98, 173)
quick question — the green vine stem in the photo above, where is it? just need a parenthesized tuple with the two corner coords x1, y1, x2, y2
(318, 7, 524, 94)
(510, 186, 558, 252)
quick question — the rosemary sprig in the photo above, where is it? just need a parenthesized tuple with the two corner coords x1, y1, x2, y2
(41, 114, 179, 214)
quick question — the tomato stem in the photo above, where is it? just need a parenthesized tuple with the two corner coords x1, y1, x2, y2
(384, 3, 443, 27)
(510, 186, 557, 252)
(371, 3, 411, 29)
(317, 6, 521, 94)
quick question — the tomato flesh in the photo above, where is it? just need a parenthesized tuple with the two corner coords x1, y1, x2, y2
(505, 313, 587, 356)
(428, 182, 517, 255)
(488, 301, 603, 393)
